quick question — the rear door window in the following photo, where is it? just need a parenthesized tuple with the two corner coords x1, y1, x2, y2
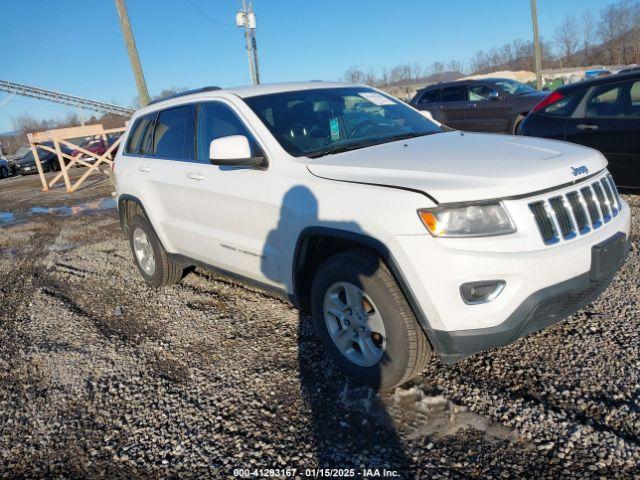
(419, 89, 441, 104)
(153, 105, 195, 160)
(440, 86, 468, 102)
(585, 81, 637, 118)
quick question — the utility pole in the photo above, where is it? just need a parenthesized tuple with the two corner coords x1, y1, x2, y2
(237, 1, 260, 84)
(115, 0, 150, 106)
(530, 0, 543, 90)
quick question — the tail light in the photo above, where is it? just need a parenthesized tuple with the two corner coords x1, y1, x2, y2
(531, 91, 564, 114)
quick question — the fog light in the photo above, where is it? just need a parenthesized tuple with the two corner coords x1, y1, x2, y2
(460, 280, 505, 305)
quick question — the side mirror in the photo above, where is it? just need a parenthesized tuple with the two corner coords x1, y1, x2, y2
(209, 135, 265, 168)
(489, 90, 500, 101)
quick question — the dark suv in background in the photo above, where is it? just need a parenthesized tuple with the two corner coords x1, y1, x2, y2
(411, 78, 547, 134)
(520, 71, 639, 189)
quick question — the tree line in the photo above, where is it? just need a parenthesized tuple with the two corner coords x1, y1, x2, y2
(343, 0, 640, 86)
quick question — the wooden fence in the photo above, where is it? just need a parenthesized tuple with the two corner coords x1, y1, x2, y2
(27, 123, 126, 192)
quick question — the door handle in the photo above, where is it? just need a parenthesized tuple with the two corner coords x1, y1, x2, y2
(577, 124, 599, 131)
(467, 103, 477, 108)
(138, 165, 151, 173)
(186, 172, 204, 181)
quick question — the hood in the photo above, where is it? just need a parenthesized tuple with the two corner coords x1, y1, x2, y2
(16, 155, 36, 166)
(306, 132, 607, 204)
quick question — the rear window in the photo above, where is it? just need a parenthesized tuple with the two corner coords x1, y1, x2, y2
(153, 105, 195, 160)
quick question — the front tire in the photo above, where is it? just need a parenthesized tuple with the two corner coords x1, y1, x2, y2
(0, 166, 8, 179)
(311, 249, 432, 391)
(128, 214, 185, 287)
(513, 114, 526, 135)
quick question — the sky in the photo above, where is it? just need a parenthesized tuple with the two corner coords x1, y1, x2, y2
(0, 0, 613, 134)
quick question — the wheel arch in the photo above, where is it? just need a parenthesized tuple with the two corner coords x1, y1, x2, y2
(117, 194, 151, 234)
(512, 112, 529, 133)
(292, 226, 439, 348)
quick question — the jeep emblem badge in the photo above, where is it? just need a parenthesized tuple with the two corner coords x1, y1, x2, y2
(571, 166, 589, 176)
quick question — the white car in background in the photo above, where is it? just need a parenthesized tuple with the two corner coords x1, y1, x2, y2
(114, 82, 630, 390)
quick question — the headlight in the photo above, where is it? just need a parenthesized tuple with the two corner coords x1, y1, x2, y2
(418, 202, 516, 237)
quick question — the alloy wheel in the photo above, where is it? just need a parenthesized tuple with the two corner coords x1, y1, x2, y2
(133, 227, 156, 276)
(323, 281, 386, 367)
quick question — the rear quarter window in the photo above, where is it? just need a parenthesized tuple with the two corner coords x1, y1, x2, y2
(124, 115, 154, 154)
(543, 92, 583, 117)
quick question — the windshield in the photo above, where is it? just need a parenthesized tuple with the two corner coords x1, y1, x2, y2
(492, 80, 536, 96)
(244, 87, 443, 157)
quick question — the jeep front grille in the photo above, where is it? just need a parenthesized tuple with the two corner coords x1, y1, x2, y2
(529, 174, 621, 245)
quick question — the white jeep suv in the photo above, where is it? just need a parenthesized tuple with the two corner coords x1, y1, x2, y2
(114, 82, 630, 390)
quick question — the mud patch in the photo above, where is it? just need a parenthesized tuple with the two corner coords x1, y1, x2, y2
(389, 386, 520, 442)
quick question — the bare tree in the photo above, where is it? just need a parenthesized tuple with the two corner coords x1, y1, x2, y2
(469, 50, 490, 73)
(581, 11, 597, 65)
(11, 114, 49, 137)
(363, 68, 377, 86)
(343, 66, 366, 84)
(632, 1, 640, 63)
(555, 15, 580, 67)
(447, 60, 463, 74)
(599, 3, 626, 64)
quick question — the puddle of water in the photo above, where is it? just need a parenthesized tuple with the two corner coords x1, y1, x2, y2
(0, 212, 16, 224)
(0, 197, 116, 227)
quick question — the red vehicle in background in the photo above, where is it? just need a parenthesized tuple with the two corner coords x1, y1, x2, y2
(71, 138, 108, 162)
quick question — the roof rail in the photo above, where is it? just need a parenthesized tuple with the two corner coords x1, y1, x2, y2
(148, 86, 222, 105)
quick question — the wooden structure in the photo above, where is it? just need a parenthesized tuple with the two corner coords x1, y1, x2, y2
(27, 123, 126, 193)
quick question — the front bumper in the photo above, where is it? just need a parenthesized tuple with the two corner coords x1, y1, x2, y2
(430, 233, 630, 363)
(18, 165, 39, 175)
(388, 191, 631, 364)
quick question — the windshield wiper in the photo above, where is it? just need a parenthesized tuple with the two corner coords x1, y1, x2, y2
(307, 131, 436, 158)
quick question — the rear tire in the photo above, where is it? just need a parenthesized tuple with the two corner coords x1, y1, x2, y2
(0, 166, 8, 179)
(128, 214, 185, 287)
(310, 249, 432, 391)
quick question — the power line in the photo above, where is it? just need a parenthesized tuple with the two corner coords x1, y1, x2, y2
(184, 0, 235, 27)
(0, 93, 15, 108)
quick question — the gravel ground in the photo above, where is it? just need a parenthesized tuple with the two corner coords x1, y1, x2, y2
(0, 174, 638, 479)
